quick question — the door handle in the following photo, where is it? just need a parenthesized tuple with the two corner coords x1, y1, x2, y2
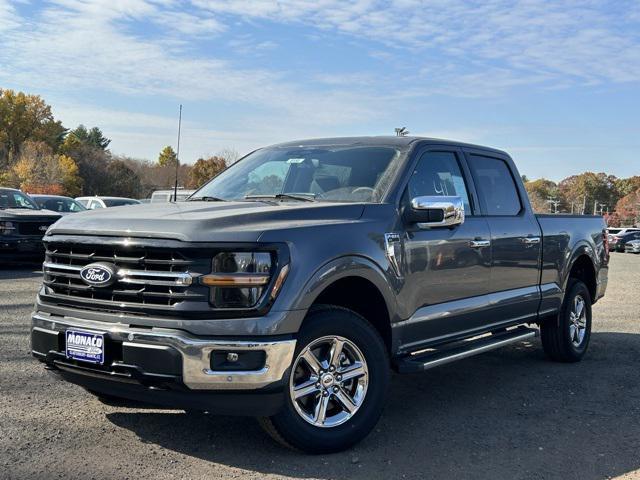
(521, 236, 541, 245)
(469, 239, 491, 248)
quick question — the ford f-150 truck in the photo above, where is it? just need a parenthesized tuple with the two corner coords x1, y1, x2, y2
(1, 188, 61, 259)
(30, 137, 608, 453)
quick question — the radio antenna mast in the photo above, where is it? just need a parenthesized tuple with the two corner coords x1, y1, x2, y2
(173, 104, 182, 202)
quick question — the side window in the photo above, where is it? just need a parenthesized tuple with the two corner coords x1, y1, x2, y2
(469, 155, 521, 216)
(408, 151, 471, 214)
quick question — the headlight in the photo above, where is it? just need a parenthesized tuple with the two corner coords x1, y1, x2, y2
(200, 252, 285, 308)
(0, 221, 16, 235)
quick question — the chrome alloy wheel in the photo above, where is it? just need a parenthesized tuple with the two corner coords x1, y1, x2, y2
(569, 294, 587, 347)
(289, 335, 369, 428)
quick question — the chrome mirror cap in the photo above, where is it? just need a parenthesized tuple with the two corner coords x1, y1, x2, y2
(409, 195, 465, 228)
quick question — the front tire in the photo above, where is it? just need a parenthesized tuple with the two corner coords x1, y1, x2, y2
(260, 306, 389, 453)
(541, 279, 592, 362)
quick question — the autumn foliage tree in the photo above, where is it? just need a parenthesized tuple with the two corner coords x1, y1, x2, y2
(0, 89, 66, 168)
(8, 141, 82, 195)
(524, 178, 559, 213)
(158, 146, 178, 167)
(614, 190, 640, 226)
(187, 156, 226, 189)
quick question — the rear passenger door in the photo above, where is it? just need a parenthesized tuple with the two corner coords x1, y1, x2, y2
(465, 152, 542, 325)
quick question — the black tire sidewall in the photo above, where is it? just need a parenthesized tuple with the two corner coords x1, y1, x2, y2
(270, 307, 389, 453)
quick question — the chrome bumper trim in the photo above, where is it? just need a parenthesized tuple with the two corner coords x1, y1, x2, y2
(31, 313, 296, 390)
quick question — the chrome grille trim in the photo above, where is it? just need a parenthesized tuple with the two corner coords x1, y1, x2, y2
(43, 263, 193, 286)
(42, 243, 207, 309)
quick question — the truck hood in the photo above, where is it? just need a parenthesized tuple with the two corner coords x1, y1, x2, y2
(0, 208, 61, 221)
(47, 201, 366, 242)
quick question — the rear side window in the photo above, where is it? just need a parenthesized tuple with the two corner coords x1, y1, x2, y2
(469, 155, 521, 216)
(408, 151, 471, 214)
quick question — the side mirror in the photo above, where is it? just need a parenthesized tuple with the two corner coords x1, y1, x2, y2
(403, 195, 465, 228)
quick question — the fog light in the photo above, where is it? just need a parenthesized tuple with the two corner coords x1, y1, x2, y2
(210, 350, 266, 371)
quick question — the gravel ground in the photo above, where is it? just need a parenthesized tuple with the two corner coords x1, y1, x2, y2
(1, 254, 639, 480)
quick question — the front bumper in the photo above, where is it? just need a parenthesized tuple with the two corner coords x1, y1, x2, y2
(31, 312, 297, 414)
(0, 235, 45, 254)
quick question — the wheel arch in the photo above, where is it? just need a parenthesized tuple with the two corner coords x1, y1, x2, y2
(565, 248, 598, 303)
(292, 256, 399, 353)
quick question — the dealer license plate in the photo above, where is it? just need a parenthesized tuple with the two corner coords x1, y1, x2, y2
(65, 329, 105, 365)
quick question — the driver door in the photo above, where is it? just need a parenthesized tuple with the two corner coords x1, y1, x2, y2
(397, 148, 492, 351)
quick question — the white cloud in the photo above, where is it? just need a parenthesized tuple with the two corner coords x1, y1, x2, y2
(193, 0, 640, 90)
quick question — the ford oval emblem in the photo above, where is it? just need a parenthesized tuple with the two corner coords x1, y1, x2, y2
(80, 263, 117, 287)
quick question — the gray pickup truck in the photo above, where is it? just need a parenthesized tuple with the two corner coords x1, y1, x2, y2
(31, 137, 608, 453)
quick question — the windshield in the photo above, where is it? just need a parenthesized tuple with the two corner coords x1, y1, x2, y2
(0, 189, 39, 210)
(104, 199, 140, 207)
(193, 145, 402, 203)
(36, 197, 86, 213)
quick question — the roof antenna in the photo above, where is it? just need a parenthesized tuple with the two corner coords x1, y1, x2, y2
(173, 104, 183, 202)
(395, 127, 409, 137)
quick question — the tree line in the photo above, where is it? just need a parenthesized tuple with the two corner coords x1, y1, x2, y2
(0, 89, 233, 199)
(523, 174, 640, 226)
(1, 88, 639, 226)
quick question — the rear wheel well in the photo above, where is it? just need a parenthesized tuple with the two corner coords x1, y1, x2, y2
(310, 276, 392, 353)
(568, 255, 597, 302)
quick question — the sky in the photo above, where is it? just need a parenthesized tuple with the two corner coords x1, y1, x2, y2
(0, 0, 639, 180)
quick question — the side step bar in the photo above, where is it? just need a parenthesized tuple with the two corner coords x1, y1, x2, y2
(396, 327, 538, 374)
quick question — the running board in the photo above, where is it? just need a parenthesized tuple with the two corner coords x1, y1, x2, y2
(396, 327, 538, 374)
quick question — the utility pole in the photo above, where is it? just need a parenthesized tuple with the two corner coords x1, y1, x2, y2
(173, 104, 183, 202)
(547, 197, 560, 214)
(598, 203, 606, 216)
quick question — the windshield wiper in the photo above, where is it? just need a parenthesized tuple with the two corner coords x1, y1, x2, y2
(187, 196, 226, 202)
(244, 193, 316, 202)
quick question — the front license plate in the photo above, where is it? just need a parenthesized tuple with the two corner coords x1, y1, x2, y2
(65, 329, 105, 365)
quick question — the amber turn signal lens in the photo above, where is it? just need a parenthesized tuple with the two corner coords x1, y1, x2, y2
(200, 274, 270, 287)
(270, 264, 290, 300)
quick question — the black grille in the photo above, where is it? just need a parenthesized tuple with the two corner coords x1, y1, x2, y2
(18, 221, 54, 236)
(42, 241, 209, 311)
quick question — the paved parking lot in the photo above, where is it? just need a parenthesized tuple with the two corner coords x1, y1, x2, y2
(1, 254, 639, 480)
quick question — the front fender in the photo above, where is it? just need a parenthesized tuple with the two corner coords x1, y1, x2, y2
(290, 255, 400, 323)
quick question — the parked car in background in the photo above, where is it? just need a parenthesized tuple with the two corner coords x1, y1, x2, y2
(150, 189, 196, 202)
(0, 188, 61, 259)
(607, 227, 640, 251)
(610, 230, 640, 252)
(76, 196, 141, 209)
(31, 137, 608, 453)
(625, 239, 640, 254)
(31, 195, 87, 215)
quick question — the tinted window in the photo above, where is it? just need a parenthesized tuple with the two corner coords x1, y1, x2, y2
(469, 155, 521, 216)
(408, 151, 471, 214)
(36, 197, 86, 212)
(103, 199, 139, 207)
(0, 189, 39, 210)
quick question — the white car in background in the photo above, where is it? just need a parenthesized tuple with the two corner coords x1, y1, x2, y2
(607, 227, 640, 251)
(150, 189, 196, 203)
(625, 239, 640, 254)
(76, 196, 141, 210)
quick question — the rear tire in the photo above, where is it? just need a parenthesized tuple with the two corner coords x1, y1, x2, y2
(259, 306, 389, 453)
(541, 279, 592, 362)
